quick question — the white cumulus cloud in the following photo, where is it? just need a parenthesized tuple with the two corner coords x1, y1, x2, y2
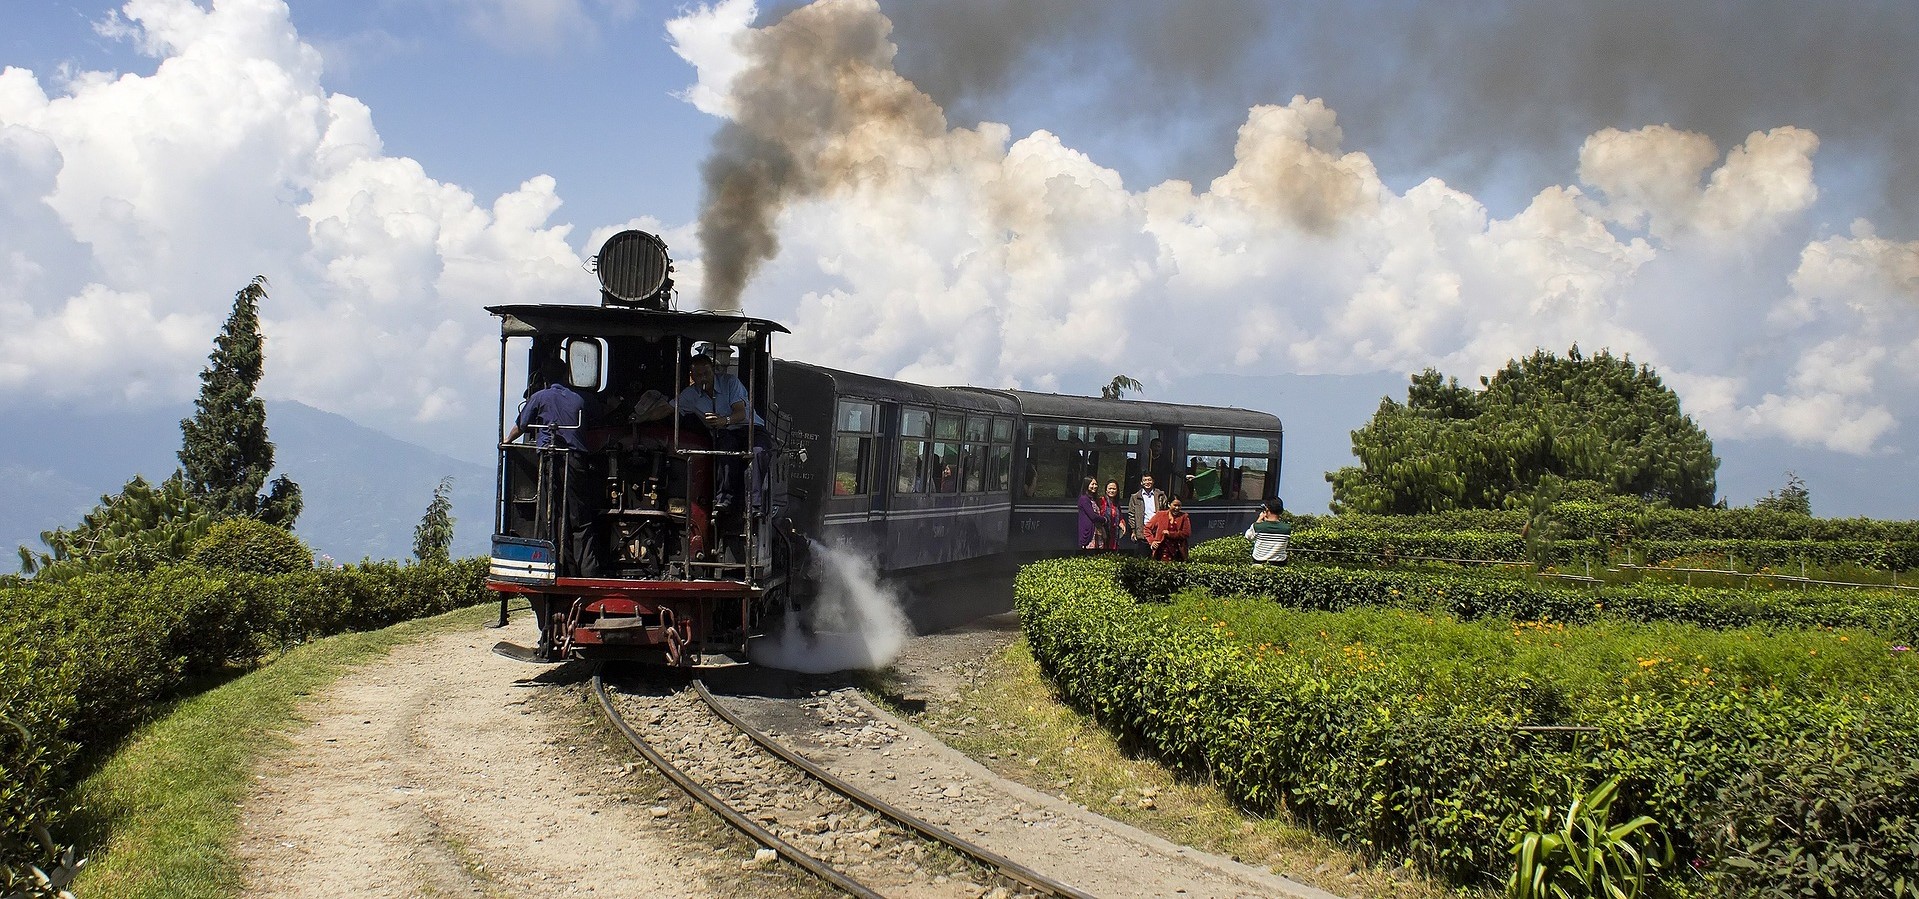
(0, 0, 593, 453)
(669, 0, 1919, 457)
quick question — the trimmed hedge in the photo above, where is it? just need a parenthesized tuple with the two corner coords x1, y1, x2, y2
(1017, 555, 1919, 890)
(190, 518, 315, 576)
(0, 558, 487, 885)
(1287, 505, 1919, 547)
(1633, 538, 1919, 572)
(1129, 555, 1919, 644)
(1195, 528, 1919, 573)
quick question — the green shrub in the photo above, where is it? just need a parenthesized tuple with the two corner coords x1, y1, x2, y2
(189, 518, 313, 575)
(1701, 733, 1919, 897)
(1633, 538, 1919, 573)
(0, 557, 487, 876)
(1018, 555, 1919, 889)
(1280, 506, 1919, 547)
(1143, 551, 1919, 643)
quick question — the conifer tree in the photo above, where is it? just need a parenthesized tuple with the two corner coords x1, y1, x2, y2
(413, 476, 456, 564)
(178, 275, 300, 527)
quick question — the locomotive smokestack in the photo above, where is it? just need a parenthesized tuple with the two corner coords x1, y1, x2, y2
(693, 0, 947, 311)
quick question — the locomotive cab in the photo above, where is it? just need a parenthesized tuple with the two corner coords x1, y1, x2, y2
(485, 231, 797, 666)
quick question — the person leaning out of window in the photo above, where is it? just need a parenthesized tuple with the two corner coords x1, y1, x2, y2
(1245, 498, 1291, 564)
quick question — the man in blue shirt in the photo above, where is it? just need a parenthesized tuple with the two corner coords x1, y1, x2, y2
(506, 359, 602, 576)
(674, 353, 770, 515)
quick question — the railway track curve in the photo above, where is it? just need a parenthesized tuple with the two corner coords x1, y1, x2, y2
(592, 667, 1096, 899)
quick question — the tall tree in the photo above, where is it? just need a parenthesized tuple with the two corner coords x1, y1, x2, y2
(413, 476, 456, 564)
(178, 275, 300, 527)
(1101, 375, 1143, 400)
(1327, 347, 1719, 513)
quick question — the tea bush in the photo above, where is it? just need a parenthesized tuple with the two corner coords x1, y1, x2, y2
(1632, 538, 1919, 572)
(1139, 553, 1919, 643)
(0, 557, 487, 879)
(189, 517, 314, 575)
(1295, 505, 1919, 545)
(1019, 556, 1919, 890)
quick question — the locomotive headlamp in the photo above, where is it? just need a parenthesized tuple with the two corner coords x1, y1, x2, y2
(593, 230, 674, 309)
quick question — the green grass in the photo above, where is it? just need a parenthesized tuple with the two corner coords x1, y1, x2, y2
(65, 604, 493, 899)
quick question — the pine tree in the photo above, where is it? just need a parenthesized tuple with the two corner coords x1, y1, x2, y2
(18, 473, 212, 580)
(414, 476, 456, 564)
(178, 275, 300, 527)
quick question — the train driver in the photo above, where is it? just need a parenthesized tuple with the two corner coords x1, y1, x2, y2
(638, 353, 771, 515)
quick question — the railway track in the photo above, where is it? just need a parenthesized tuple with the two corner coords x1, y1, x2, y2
(592, 666, 1096, 899)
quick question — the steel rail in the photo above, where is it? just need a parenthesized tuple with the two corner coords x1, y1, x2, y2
(693, 679, 1098, 899)
(591, 671, 884, 899)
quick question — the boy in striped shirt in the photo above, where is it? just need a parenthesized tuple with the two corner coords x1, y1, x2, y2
(1245, 499, 1291, 564)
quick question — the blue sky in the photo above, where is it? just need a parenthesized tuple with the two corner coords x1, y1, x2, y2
(3, 0, 1918, 516)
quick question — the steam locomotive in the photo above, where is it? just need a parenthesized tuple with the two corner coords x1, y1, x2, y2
(488, 231, 1283, 666)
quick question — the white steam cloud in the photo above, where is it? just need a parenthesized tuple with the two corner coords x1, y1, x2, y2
(670, 0, 1919, 455)
(749, 540, 912, 673)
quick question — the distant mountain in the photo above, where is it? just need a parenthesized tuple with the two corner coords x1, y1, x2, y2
(2, 401, 492, 570)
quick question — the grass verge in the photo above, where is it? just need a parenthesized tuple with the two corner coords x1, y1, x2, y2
(878, 639, 1489, 899)
(65, 603, 493, 899)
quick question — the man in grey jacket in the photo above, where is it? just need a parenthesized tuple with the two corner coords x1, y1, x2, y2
(1126, 475, 1170, 557)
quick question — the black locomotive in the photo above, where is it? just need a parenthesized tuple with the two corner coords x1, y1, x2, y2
(488, 231, 1282, 665)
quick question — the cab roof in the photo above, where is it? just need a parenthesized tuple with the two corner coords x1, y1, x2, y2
(487, 304, 789, 343)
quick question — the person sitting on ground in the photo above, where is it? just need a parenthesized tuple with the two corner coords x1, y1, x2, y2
(1245, 498, 1291, 564)
(1143, 496, 1192, 562)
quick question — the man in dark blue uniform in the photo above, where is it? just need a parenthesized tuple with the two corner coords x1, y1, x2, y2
(507, 358, 603, 577)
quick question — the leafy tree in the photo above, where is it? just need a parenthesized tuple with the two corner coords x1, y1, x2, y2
(17, 473, 212, 580)
(1327, 347, 1718, 514)
(178, 275, 300, 528)
(1754, 470, 1812, 515)
(413, 476, 456, 564)
(1101, 374, 1143, 400)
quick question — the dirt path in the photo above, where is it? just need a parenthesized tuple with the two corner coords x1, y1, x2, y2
(234, 624, 748, 899)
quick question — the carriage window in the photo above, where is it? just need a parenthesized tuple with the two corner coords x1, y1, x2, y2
(1183, 432, 1269, 502)
(1020, 422, 1079, 499)
(962, 443, 988, 492)
(896, 438, 929, 493)
(963, 415, 990, 442)
(837, 400, 876, 433)
(991, 417, 1013, 442)
(833, 400, 877, 496)
(935, 412, 962, 441)
(932, 441, 961, 493)
(986, 444, 1012, 492)
(900, 408, 932, 438)
(1237, 455, 1271, 502)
